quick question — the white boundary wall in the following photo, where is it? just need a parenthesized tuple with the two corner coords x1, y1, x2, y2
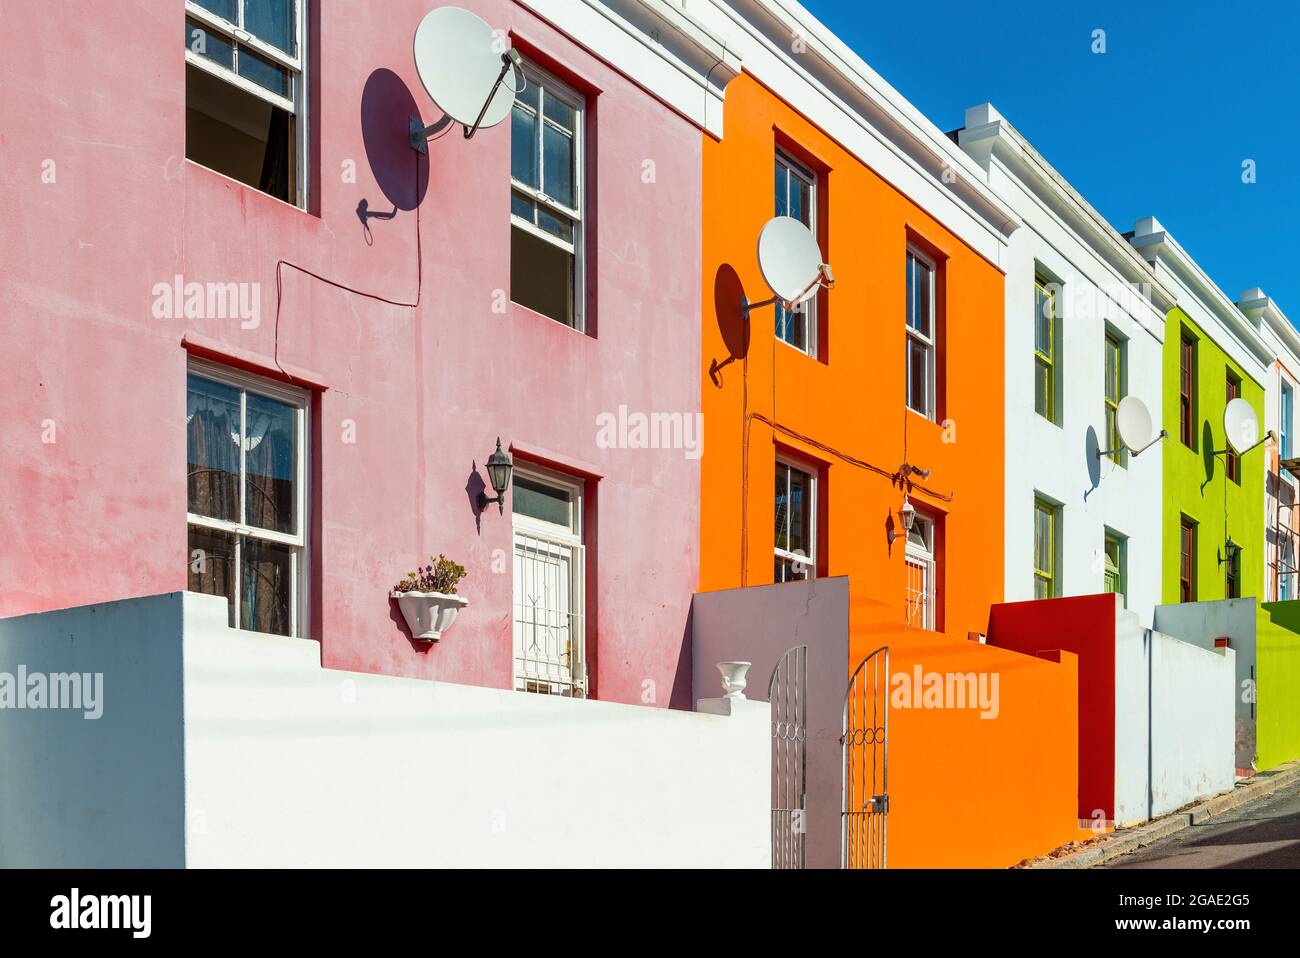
(1, 592, 768, 868)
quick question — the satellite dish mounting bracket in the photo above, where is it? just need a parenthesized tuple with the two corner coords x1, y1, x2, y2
(410, 48, 524, 152)
(741, 264, 834, 319)
(1098, 428, 1168, 460)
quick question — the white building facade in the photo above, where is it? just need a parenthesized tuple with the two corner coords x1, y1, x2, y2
(958, 105, 1174, 626)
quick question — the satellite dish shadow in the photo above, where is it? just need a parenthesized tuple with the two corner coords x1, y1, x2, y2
(1083, 425, 1102, 499)
(361, 68, 430, 211)
(1201, 420, 1216, 489)
(709, 264, 750, 387)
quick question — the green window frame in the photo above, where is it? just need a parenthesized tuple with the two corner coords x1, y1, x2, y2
(1034, 276, 1057, 423)
(1033, 496, 1058, 599)
(1104, 333, 1126, 466)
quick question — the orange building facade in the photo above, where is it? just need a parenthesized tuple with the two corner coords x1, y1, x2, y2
(699, 59, 1084, 866)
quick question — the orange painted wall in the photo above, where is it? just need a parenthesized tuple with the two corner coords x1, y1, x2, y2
(701, 74, 1081, 866)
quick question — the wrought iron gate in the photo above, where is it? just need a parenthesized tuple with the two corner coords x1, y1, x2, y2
(842, 645, 889, 869)
(769, 645, 807, 869)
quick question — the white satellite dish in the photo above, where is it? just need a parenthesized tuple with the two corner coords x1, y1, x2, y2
(745, 216, 833, 317)
(1115, 396, 1154, 450)
(1099, 395, 1166, 459)
(1224, 397, 1260, 453)
(410, 7, 521, 151)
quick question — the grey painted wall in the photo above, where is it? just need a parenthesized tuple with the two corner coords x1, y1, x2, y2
(692, 576, 850, 869)
(0, 593, 187, 867)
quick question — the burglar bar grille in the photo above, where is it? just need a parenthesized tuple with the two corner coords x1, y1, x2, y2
(513, 531, 586, 698)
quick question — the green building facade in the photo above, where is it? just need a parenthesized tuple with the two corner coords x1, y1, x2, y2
(1161, 305, 1266, 605)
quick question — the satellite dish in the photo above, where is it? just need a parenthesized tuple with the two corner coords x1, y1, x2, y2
(1115, 396, 1154, 450)
(410, 7, 519, 149)
(1224, 397, 1260, 453)
(756, 216, 827, 308)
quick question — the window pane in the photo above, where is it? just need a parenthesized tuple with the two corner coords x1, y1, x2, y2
(543, 92, 575, 131)
(243, 0, 296, 56)
(542, 124, 574, 208)
(188, 525, 236, 627)
(774, 463, 790, 552)
(788, 467, 811, 555)
(511, 105, 538, 188)
(774, 161, 788, 217)
(241, 536, 293, 636)
(193, 0, 236, 21)
(244, 392, 297, 535)
(777, 304, 805, 351)
(1036, 295, 1052, 355)
(513, 475, 572, 528)
(188, 374, 242, 522)
(537, 207, 573, 243)
(907, 255, 931, 337)
(908, 338, 929, 413)
(1105, 340, 1118, 400)
(186, 18, 235, 68)
(511, 190, 535, 222)
(1034, 358, 1050, 418)
(237, 45, 291, 97)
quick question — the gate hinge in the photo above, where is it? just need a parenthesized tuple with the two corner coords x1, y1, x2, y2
(865, 794, 889, 814)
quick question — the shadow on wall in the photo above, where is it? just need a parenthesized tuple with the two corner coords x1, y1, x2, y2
(708, 264, 750, 387)
(1202, 420, 1217, 489)
(360, 68, 431, 214)
(1083, 425, 1101, 498)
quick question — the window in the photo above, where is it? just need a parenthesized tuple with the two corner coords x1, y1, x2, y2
(1282, 381, 1293, 460)
(1179, 332, 1197, 448)
(1033, 497, 1058, 599)
(511, 62, 584, 330)
(774, 151, 818, 355)
(1103, 530, 1126, 607)
(906, 249, 937, 419)
(904, 511, 937, 629)
(1104, 333, 1126, 466)
(775, 460, 816, 582)
(185, 1, 307, 207)
(1226, 373, 1241, 483)
(187, 362, 308, 636)
(1034, 276, 1058, 424)
(1180, 517, 1197, 602)
(512, 466, 586, 697)
(1226, 544, 1240, 599)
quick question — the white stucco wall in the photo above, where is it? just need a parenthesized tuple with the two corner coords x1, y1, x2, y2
(1112, 611, 1236, 825)
(963, 129, 1166, 626)
(0, 592, 769, 868)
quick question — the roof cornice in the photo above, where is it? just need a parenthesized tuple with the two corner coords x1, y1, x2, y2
(517, 0, 741, 137)
(956, 104, 1177, 314)
(693, 0, 1019, 245)
(1129, 218, 1274, 370)
(1238, 287, 1300, 362)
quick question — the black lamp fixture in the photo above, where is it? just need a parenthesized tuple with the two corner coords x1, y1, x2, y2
(478, 438, 514, 514)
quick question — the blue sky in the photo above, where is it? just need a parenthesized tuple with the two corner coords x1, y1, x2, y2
(801, 0, 1300, 321)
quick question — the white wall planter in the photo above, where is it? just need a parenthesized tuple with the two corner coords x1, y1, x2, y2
(391, 591, 469, 642)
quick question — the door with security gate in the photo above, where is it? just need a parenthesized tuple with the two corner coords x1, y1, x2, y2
(842, 645, 889, 868)
(769, 645, 807, 868)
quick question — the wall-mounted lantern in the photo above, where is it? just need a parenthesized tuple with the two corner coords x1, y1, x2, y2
(889, 495, 916, 545)
(477, 438, 514, 515)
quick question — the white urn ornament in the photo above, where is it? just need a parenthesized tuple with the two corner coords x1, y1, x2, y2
(717, 661, 752, 700)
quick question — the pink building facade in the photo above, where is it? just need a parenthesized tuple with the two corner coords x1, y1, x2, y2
(0, 1, 733, 706)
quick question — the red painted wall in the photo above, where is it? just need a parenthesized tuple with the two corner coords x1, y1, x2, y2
(0, 1, 701, 706)
(987, 593, 1119, 820)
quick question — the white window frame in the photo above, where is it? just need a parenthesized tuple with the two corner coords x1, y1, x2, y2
(510, 61, 586, 331)
(774, 457, 817, 580)
(184, 0, 310, 209)
(511, 464, 587, 697)
(906, 246, 937, 420)
(186, 358, 310, 638)
(775, 150, 818, 357)
(904, 512, 936, 630)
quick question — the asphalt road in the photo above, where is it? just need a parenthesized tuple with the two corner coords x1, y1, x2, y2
(1106, 784, 1300, 869)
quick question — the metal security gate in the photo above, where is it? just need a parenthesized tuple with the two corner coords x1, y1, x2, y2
(842, 645, 889, 869)
(769, 645, 807, 869)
